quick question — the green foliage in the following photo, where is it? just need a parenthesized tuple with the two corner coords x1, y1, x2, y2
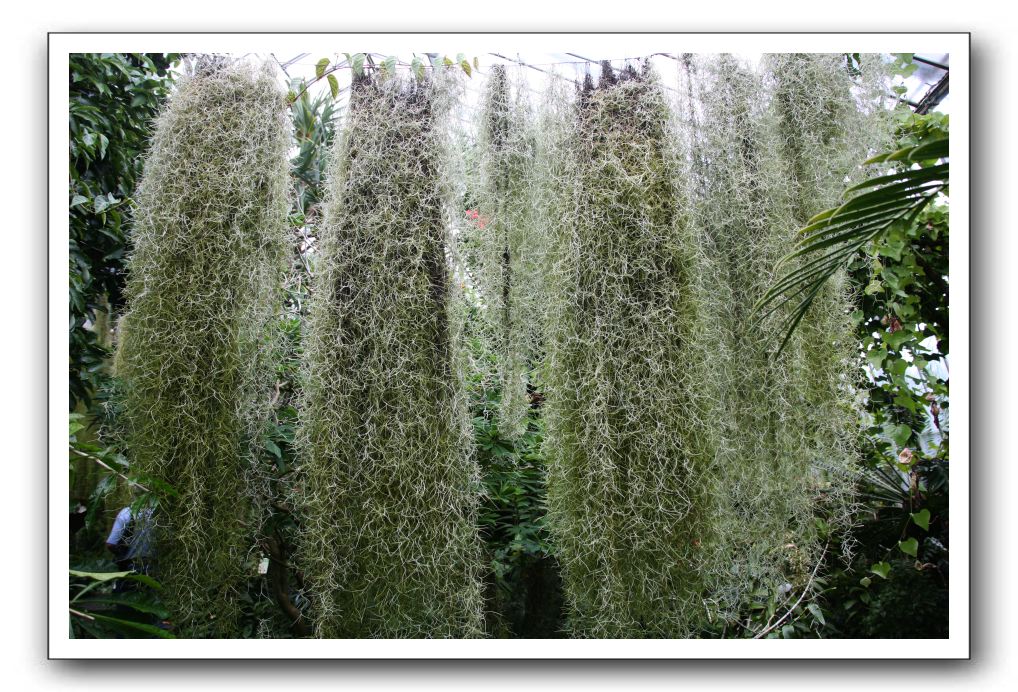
(69, 569, 174, 639)
(809, 113, 949, 639)
(115, 58, 291, 637)
(464, 324, 563, 637)
(295, 71, 485, 638)
(290, 53, 479, 105)
(758, 74, 945, 354)
(71, 51, 947, 641)
(69, 53, 178, 410)
(289, 79, 339, 216)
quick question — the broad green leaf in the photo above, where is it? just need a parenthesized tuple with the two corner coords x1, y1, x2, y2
(85, 611, 174, 638)
(888, 423, 911, 448)
(78, 594, 169, 618)
(911, 508, 931, 531)
(893, 392, 919, 413)
(461, 59, 472, 77)
(898, 537, 918, 557)
(866, 347, 887, 370)
(807, 602, 826, 626)
(70, 194, 89, 207)
(870, 561, 891, 579)
(93, 195, 109, 213)
(70, 569, 132, 582)
(315, 58, 329, 79)
(327, 73, 339, 99)
(351, 53, 366, 77)
(884, 329, 912, 351)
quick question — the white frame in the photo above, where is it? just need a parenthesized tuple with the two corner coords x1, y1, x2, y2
(50, 32, 969, 659)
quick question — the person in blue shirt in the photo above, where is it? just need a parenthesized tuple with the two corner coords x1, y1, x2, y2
(105, 504, 156, 577)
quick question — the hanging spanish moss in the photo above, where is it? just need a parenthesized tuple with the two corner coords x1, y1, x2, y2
(542, 62, 707, 637)
(761, 51, 894, 566)
(677, 54, 857, 625)
(294, 71, 485, 638)
(472, 65, 539, 439)
(540, 54, 892, 637)
(115, 58, 290, 637)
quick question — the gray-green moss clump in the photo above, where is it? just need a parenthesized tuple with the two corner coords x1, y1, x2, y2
(678, 54, 863, 626)
(542, 63, 705, 637)
(115, 59, 290, 637)
(472, 65, 539, 439)
(295, 72, 485, 638)
(542, 55, 890, 637)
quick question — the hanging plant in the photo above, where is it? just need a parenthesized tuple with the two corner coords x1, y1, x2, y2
(472, 65, 539, 439)
(295, 71, 485, 638)
(115, 58, 291, 637)
(542, 62, 705, 637)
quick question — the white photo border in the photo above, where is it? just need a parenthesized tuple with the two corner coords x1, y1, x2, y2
(49, 31, 970, 659)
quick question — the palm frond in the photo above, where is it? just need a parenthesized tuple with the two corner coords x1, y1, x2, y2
(755, 136, 948, 355)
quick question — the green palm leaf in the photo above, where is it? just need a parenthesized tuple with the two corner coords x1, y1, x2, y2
(755, 136, 948, 355)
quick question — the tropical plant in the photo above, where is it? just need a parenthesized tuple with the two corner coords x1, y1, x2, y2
(464, 319, 562, 637)
(289, 78, 340, 217)
(756, 106, 948, 354)
(69, 569, 174, 639)
(69, 53, 179, 410)
(820, 113, 950, 637)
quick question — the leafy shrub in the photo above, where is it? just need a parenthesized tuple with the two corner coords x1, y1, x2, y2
(69, 53, 178, 410)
